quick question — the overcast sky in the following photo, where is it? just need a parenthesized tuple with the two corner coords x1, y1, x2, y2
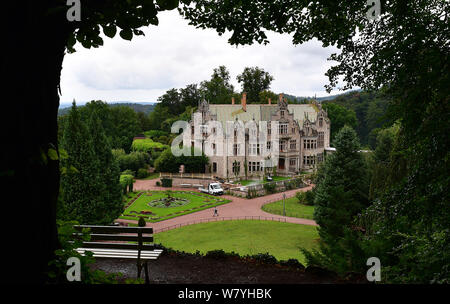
(60, 10, 349, 105)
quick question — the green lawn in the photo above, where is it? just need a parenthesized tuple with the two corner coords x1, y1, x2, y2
(120, 191, 230, 222)
(154, 220, 319, 264)
(262, 196, 315, 219)
(235, 176, 290, 186)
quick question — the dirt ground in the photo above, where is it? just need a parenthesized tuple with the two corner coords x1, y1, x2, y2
(90, 251, 365, 284)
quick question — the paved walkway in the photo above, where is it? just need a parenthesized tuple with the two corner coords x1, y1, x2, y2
(115, 179, 317, 233)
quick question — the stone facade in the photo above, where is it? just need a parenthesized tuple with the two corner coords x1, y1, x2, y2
(183, 93, 331, 180)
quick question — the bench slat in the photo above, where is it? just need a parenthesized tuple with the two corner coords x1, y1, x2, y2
(76, 251, 161, 258)
(76, 249, 163, 260)
(76, 248, 162, 255)
(73, 233, 153, 243)
(87, 254, 160, 260)
(77, 242, 154, 251)
(74, 225, 153, 234)
(76, 248, 163, 254)
(72, 225, 162, 268)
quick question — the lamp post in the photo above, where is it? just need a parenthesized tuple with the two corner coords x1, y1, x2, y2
(283, 193, 286, 216)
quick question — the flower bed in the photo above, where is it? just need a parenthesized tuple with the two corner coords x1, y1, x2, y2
(119, 190, 231, 222)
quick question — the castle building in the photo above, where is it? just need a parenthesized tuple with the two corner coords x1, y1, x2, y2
(183, 93, 331, 180)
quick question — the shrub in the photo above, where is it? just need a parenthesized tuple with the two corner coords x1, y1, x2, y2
(113, 150, 148, 174)
(154, 147, 209, 173)
(161, 178, 172, 187)
(280, 258, 306, 269)
(248, 253, 278, 264)
(263, 183, 276, 194)
(144, 130, 169, 139)
(304, 190, 315, 205)
(131, 138, 168, 153)
(247, 188, 257, 198)
(121, 169, 135, 177)
(47, 220, 123, 283)
(128, 181, 133, 193)
(205, 249, 229, 259)
(156, 181, 161, 186)
(296, 191, 306, 203)
(296, 190, 315, 205)
(120, 174, 134, 194)
(285, 181, 294, 190)
(136, 168, 149, 179)
(138, 216, 146, 227)
(157, 135, 168, 144)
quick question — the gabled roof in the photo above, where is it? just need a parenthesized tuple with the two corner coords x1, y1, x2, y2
(207, 103, 320, 126)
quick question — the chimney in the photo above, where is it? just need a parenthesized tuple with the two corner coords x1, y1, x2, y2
(279, 93, 283, 103)
(241, 92, 247, 111)
(268, 98, 271, 105)
(231, 97, 235, 105)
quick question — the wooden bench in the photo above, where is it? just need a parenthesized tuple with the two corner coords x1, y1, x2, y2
(180, 183, 192, 187)
(73, 225, 162, 284)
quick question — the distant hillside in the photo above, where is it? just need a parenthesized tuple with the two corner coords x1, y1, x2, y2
(58, 102, 156, 116)
(322, 90, 393, 147)
(283, 90, 361, 104)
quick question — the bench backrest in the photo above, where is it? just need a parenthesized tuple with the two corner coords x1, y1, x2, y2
(73, 225, 154, 251)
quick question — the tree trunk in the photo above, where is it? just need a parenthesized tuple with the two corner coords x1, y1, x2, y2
(2, 2, 71, 283)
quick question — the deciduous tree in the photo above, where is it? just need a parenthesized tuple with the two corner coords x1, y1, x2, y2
(200, 66, 235, 104)
(236, 67, 274, 103)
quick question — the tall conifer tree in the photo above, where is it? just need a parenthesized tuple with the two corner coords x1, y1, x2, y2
(304, 125, 369, 274)
(60, 103, 123, 225)
(60, 102, 102, 223)
(87, 111, 123, 223)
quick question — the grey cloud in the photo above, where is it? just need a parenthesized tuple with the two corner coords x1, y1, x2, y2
(61, 10, 348, 103)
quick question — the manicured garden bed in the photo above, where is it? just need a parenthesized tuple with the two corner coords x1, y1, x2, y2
(120, 190, 231, 222)
(154, 220, 319, 264)
(262, 196, 315, 219)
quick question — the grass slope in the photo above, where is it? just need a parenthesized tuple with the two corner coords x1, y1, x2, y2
(262, 196, 315, 219)
(155, 220, 319, 264)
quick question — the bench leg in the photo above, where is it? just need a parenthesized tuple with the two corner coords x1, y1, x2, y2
(137, 261, 142, 280)
(144, 261, 149, 284)
(136, 261, 149, 284)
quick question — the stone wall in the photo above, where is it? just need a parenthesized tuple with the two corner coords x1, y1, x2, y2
(227, 178, 306, 198)
(166, 177, 214, 188)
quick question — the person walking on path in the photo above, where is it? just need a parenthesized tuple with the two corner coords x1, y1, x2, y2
(213, 207, 218, 217)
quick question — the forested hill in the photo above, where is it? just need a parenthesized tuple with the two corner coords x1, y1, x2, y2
(322, 90, 393, 148)
(58, 102, 156, 116)
(283, 90, 361, 103)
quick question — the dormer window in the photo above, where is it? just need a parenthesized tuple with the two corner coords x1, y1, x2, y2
(280, 110, 285, 117)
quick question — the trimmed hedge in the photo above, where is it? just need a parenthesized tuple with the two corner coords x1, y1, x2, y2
(161, 178, 172, 187)
(131, 138, 168, 153)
